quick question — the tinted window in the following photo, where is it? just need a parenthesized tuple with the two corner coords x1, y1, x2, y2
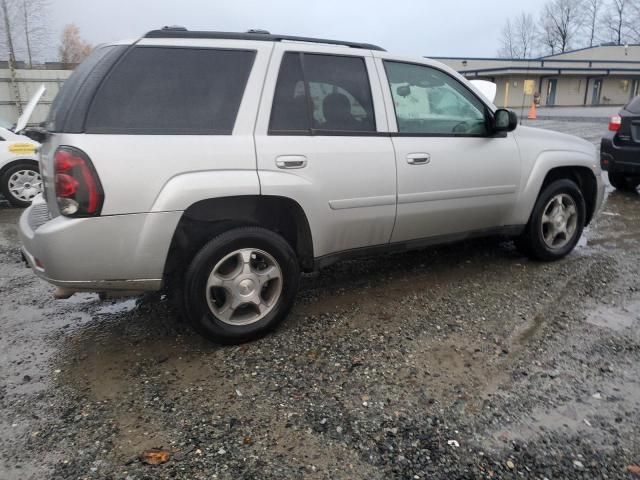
(86, 47, 256, 134)
(384, 61, 487, 135)
(269, 53, 376, 134)
(46, 45, 127, 132)
(626, 95, 640, 114)
(269, 53, 309, 133)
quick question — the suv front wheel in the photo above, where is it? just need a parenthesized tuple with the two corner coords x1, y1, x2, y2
(608, 172, 640, 192)
(183, 226, 300, 344)
(515, 179, 586, 261)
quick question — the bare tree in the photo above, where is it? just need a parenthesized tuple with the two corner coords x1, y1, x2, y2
(516, 12, 538, 58)
(539, 14, 560, 54)
(584, 0, 602, 46)
(0, 0, 50, 66)
(628, 0, 640, 41)
(498, 13, 538, 58)
(0, 0, 18, 62)
(498, 18, 518, 58)
(58, 23, 92, 65)
(19, 0, 50, 68)
(539, 0, 585, 53)
(600, 0, 630, 44)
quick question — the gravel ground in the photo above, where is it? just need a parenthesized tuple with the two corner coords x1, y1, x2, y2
(2, 120, 640, 479)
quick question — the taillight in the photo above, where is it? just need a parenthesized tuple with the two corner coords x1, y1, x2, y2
(608, 115, 622, 131)
(54, 146, 103, 216)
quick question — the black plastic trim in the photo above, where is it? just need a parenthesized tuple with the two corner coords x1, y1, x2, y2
(143, 29, 385, 51)
(268, 129, 390, 137)
(313, 225, 525, 270)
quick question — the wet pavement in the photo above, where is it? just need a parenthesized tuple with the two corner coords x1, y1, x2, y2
(1, 120, 640, 479)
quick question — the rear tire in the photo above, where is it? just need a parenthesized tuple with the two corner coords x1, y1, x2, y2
(183, 226, 300, 344)
(515, 179, 586, 261)
(1, 161, 42, 208)
(608, 172, 640, 192)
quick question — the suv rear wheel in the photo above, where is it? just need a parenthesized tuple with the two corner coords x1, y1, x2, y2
(515, 179, 586, 261)
(608, 172, 640, 192)
(1, 161, 42, 208)
(183, 226, 300, 344)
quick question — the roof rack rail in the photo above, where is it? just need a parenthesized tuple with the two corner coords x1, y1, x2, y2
(143, 28, 386, 51)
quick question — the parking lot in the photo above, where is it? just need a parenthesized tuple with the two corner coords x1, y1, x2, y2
(1, 120, 639, 479)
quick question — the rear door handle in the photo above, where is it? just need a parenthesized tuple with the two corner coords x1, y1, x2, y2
(406, 153, 431, 165)
(276, 155, 307, 169)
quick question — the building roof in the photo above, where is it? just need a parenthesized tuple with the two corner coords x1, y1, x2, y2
(431, 44, 640, 78)
(541, 44, 640, 61)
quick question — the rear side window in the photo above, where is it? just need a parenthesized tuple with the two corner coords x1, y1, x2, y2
(86, 47, 256, 134)
(46, 45, 127, 132)
(626, 96, 640, 114)
(269, 52, 376, 134)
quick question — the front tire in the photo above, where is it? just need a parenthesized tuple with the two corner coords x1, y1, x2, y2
(183, 226, 300, 344)
(515, 179, 586, 261)
(1, 161, 42, 208)
(608, 172, 640, 192)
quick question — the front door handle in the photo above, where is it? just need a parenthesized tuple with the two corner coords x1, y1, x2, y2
(406, 153, 431, 165)
(276, 155, 307, 169)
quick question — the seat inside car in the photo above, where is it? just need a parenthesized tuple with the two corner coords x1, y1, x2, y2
(322, 92, 360, 130)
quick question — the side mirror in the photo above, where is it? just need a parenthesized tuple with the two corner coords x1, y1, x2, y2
(494, 109, 518, 132)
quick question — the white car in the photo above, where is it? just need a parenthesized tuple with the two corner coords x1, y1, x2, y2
(0, 85, 44, 207)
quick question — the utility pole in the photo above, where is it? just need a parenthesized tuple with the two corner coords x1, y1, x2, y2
(1, 0, 23, 115)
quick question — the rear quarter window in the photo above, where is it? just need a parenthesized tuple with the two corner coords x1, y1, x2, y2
(46, 45, 127, 132)
(85, 47, 256, 135)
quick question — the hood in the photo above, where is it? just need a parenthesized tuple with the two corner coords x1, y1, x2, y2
(514, 125, 596, 157)
(14, 84, 45, 133)
(469, 80, 497, 103)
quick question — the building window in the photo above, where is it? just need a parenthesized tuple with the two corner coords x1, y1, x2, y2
(620, 80, 630, 93)
(523, 79, 536, 95)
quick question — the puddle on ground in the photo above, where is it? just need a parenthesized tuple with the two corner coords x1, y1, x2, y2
(487, 375, 640, 451)
(96, 298, 137, 315)
(0, 208, 21, 248)
(586, 301, 640, 331)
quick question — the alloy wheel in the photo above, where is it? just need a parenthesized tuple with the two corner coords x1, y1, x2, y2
(540, 193, 578, 249)
(205, 248, 283, 326)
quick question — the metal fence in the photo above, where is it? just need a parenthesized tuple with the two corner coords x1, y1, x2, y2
(0, 67, 73, 126)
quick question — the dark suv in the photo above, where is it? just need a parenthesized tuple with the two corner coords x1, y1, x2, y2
(601, 96, 640, 191)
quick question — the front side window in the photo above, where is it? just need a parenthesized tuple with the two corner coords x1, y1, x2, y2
(384, 61, 488, 135)
(269, 52, 376, 134)
(86, 47, 256, 134)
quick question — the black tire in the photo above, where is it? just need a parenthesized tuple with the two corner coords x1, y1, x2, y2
(608, 172, 640, 192)
(183, 226, 300, 344)
(0, 161, 41, 208)
(515, 179, 586, 261)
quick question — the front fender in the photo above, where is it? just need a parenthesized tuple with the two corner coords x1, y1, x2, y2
(150, 170, 260, 212)
(510, 149, 600, 225)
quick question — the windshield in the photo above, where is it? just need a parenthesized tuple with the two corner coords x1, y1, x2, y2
(0, 117, 13, 130)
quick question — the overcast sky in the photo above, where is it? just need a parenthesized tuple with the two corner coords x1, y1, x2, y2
(49, 0, 542, 58)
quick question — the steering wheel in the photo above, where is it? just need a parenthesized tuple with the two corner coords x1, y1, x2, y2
(452, 121, 469, 134)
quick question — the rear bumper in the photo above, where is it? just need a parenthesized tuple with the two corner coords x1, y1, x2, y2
(18, 196, 182, 292)
(601, 133, 640, 175)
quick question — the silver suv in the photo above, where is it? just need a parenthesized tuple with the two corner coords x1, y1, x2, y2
(19, 27, 605, 343)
